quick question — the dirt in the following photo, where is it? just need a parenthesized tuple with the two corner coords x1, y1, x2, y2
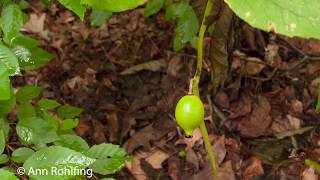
(14, 2, 320, 180)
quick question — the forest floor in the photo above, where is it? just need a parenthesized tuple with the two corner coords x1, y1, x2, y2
(14, 1, 320, 180)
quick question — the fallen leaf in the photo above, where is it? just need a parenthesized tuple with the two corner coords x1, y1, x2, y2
(23, 13, 49, 40)
(241, 157, 264, 180)
(175, 128, 202, 149)
(120, 59, 166, 75)
(145, 150, 169, 169)
(126, 151, 148, 180)
(210, 135, 226, 164)
(301, 167, 318, 180)
(244, 57, 266, 75)
(105, 111, 120, 142)
(235, 95, 272, 137)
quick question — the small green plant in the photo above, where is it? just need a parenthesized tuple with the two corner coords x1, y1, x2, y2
(0, 1, 133, 178)
(0, 86, 130, 179)
(305, 159, 320, 171)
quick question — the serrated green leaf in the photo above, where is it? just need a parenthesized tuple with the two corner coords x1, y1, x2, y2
(15, 86, 41, 102)
(166, 3, 199, 51)
(16, 117, 59, 145)
(0, 63, 10, 100)
(0, 43, 20, 75)
(60, 118, 79, 130)
(38, 98, 61, 109)
(23, 146, 95, 179)
(0, 154, 9, 164)
(0, 129, 5, 154)
(80, 0, 145, 12)
(89, 157, 126, 175)
(11, 147, 34, 163)
(17, 102, 36, 120)
(57, 0, 86, 20)
(225, 0, 320, 39)
(0, 4, 24, 43)
(90, 9, 112, 27)
(57, 105, 83, 118)
(0, 169, 18, 180)
(144, 0, 165, 17)
(85, 143, 126, 159)
(54, 134, 89, 152)
(0, 95, 16, 117)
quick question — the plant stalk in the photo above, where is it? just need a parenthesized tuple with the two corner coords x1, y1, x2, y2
(192, 0, 219, 179)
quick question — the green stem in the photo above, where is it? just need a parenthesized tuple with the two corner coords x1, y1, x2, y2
(192, 0, 219, 179)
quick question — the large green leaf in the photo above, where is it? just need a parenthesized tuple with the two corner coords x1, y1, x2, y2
(11, 36, 54, 70)
(57, 0, 86, 20)
(23, 146, 95, 179)
(85, 143, 126, 159)
(0, 95, 16, 117)
(11, 147, 35, 163)
(57, 105, 83, 118)
(0, 43, 20, 76)
(38, 98, 61, 109)
(0, 169, 18, 180)
(166, 3, 199, 51)
(16, 117, 59, 145)
(224, 0, 320, 39)
(84, 143, 128, 175)
(80, 0, 145, 12)
(15, 86, 41, 102)
(90, 9, 112, 27)
(0, 4, 24, 43)
(0, 63, 10, 100)
(54, 134, 89, 152)
(144, 0, 165, 17)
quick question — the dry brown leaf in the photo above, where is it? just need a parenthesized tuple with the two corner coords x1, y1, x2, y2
(106, 111, 120, 142)
(301, 167, 318, 180)
(120, 59, 166, 75)
(236, 95, 272, 137)
(210, 135, 227, 164)
(175, 128, 202, 148)
(23, 13, 49, 40)
(167, 56, 183, 77)
(126, 151, 148, 180)
(244, 57, 266, 75)
(242, 157, 264, 180)
(145, 150, 169, 169)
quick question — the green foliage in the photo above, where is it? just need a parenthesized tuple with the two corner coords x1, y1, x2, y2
(57, 105, 83, 118)
(0, 4, 24, 44)
(0, 154, 9, 164)
(225, 0, 320, 39)
(90, 9, 112, 27)
(0, 169, 18, 180)
(305, 159, 320, 170)
(57, 0, 86, 20)
(144, 0, 165, 17)
(38, 98, 61, 109)
(23, 146, 95, 179)
(166, 3, 199, 51)
(85, 143, 130, 175)
(15, 86, 41, 102)
(0, 42, 20, 76)
(80, 0, 145, 12)
(11, 147, 34, 163)
(0, 64, 10, 100)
